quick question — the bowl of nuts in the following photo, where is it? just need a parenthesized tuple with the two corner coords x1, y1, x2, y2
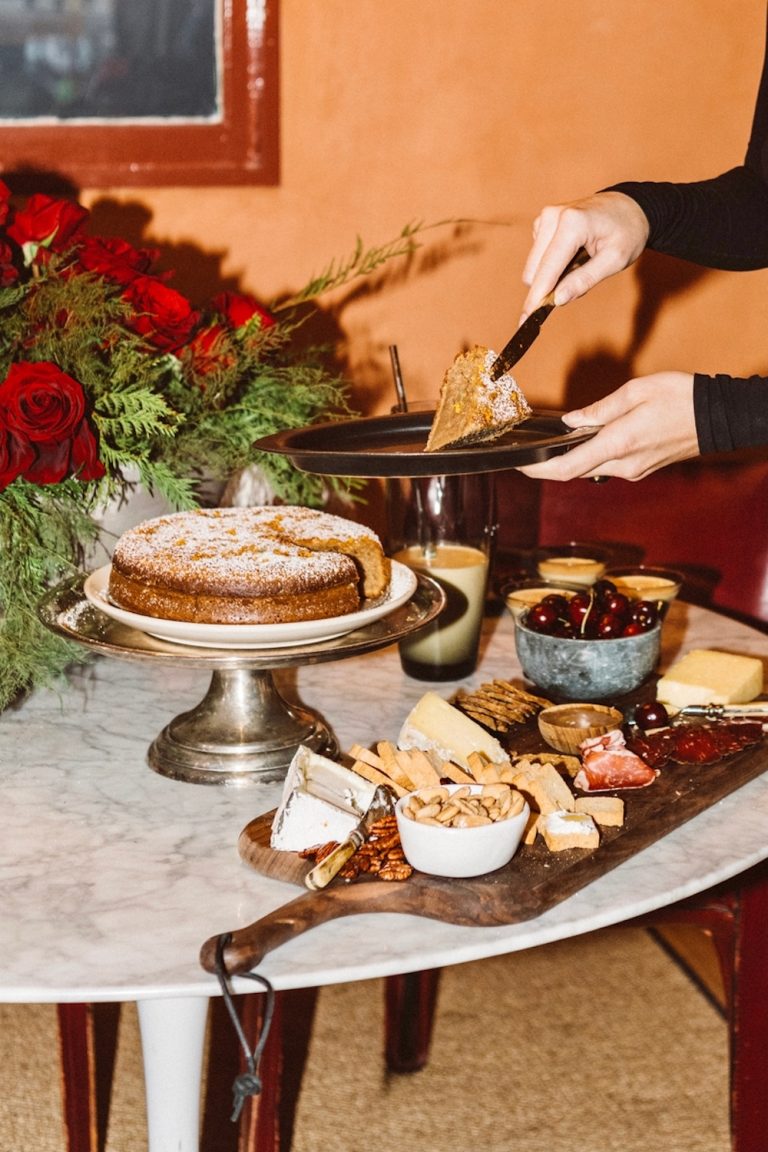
(513, 577, 662, 702)
(395, 783, 529, 878)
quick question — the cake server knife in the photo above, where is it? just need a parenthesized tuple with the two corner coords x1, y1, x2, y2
(490, 247, 590, 380)
(304, 784, 395, 891)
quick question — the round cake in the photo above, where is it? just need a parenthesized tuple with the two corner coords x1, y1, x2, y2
(107, 506, 391, 625)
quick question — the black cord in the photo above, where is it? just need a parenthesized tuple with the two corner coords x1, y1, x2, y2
(214, 933, 276, 1122)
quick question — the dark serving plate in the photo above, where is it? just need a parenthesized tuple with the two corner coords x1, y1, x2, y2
(253, 409, 598, 478)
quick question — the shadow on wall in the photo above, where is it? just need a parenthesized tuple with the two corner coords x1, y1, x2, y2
(562, 250, 712, 409)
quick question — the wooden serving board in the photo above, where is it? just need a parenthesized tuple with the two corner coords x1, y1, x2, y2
(200, 718, 768, 975)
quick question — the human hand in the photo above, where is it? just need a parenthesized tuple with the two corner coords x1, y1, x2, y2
(517, 372, 698, 482)
(520, 192, 650, 322)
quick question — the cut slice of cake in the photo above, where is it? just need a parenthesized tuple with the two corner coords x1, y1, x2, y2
(425, 345, 532, 451)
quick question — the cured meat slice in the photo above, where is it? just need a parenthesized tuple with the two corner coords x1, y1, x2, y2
(574, 729, 659, 792)
(627, 720, 764, 768)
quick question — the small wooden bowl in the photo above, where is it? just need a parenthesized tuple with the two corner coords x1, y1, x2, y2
(537, 703, 624, 755)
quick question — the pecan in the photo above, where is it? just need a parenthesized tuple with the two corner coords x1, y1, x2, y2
(298, 840, 339, 861)
(378, 860, 413, 881)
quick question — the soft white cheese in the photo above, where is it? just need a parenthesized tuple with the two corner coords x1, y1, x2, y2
(656, 649, 763, 709)
(270, 745, 376, 852)
(539, 809, 599, 851)
(397, 691, 506, 771)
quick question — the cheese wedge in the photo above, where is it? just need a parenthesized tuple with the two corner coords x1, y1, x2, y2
(270, 745, 376, 852)
(397, 691, 508, 771)
(656, 649, 763, 709)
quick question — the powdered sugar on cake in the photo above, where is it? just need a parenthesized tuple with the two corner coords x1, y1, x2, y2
(108, 507, 391, 624)
(426, 345, 532, 451)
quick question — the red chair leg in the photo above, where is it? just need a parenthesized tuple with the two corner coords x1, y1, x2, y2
(57, 1004, 97, 1152)
(631, 859, 768, 1152)
(56, 1002, 120, 1152)
(727, 872, 768, 1152)
(384, 969, 441, 1073)
(233, 987, 319, 1152)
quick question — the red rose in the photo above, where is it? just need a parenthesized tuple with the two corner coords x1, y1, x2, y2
(0, 361, 104, 485)
(23, 419, 104, 485)
(0, 361, 86, 441)
(122, 275, 199, 351)
(0, 179, 11, 226)
(0, 240, 18, 286)
(211, 290, 275, 330)
(7, 194, 89, 253)
(0, 418, 34, 493)
(182, 323, 236, 380)
(76, 235, 160, 286)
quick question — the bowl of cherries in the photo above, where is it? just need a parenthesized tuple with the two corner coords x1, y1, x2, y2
(513, 578, 662, 701)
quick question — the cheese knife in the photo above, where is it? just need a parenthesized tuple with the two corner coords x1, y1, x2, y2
(490, 247, 590, 380)
(677, 703, 768, 720)
(303, 784, 395, 891)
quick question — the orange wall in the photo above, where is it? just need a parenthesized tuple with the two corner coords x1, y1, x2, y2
(82, 0, 768, 417)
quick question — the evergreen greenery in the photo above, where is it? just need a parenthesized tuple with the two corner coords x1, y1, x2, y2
(0, 197, 426, 709)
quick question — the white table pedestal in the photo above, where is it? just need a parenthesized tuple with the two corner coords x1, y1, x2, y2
(138, 996, 210, 1152)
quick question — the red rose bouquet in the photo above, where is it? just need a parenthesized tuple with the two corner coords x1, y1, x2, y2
(0, 182, 422, 708)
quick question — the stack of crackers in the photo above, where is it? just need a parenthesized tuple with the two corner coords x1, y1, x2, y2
(452, 679, 551, 734)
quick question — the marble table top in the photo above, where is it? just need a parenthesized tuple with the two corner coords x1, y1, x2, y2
(2, 599, 767, 1003)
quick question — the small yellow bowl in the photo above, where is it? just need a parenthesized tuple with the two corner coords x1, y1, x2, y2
(537, 702, 624, 755)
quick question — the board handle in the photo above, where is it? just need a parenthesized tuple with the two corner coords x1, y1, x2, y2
(200, 886, 379, 975)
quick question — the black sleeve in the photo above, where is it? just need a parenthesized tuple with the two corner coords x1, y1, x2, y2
(610, 12, 768, 454)
(605, 10, 768, 269)
(694, 373, 768, 453)
(607, 168, 768, 269)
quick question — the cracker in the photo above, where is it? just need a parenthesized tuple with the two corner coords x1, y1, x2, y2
(438, 760, 477, 785)
(399, 748, 442, 789)
(349, 758, 409, 799)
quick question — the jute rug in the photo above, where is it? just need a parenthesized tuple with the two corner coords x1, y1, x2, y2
(0, 927, 728, 1152)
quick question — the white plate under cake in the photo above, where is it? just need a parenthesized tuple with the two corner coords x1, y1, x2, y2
(84, 561, 417, 649)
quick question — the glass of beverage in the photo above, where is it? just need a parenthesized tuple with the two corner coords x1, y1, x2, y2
(387, 473, 497, 680)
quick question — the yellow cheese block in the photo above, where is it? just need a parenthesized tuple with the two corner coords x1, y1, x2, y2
(656, 649, 763, 708)
(397, 691, 507, 771)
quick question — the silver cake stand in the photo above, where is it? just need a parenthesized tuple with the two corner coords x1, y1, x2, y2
(38, 574, 444, 786)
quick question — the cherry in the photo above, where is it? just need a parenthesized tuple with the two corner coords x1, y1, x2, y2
(592, 578, 617, 604)
(527, 602, 559, 632)
(621, 620, 645, 636)
(634, 701, 670, 731)
(629, 599, 659, 629)
(568, 593, 593, 630)
(541, 593, 570, 616)
(601, 590, 630, 619)
(597, 612, 625, 638)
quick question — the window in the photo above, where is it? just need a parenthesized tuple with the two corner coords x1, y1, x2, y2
(0, 0, 279, 186)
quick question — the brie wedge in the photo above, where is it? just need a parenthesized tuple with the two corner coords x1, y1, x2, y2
(270, 745, 376, 852)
